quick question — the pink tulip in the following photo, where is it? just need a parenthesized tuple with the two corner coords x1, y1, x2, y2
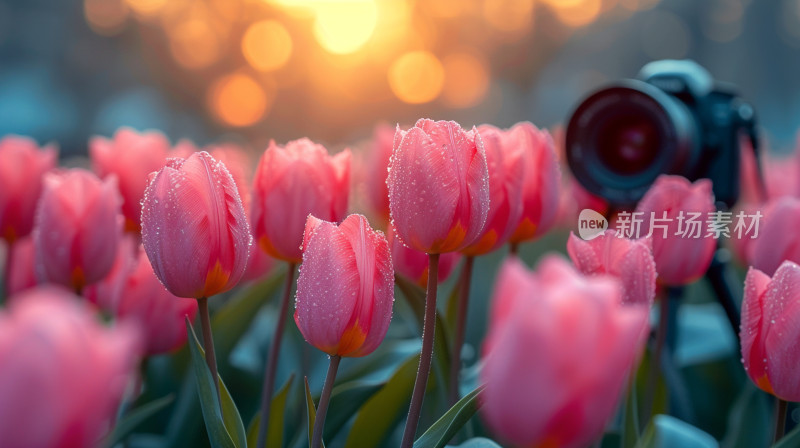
(739, 138, 800, 204)
(364, 123, 395, 222)
(481, 256, 648, 448)
(634, 175, 716, 285)
(90, 128, 170, 232)
(5, 237, 37, 297)
(748, 197, 800, 276)
(86, 237, 198, 355)
(0, 136, 57, 242)
(567, 230, 657, 306)
(0, 287, 139, 448)
(460, 124, 525, 255)
(295, 214, 393, 357)
(388, 119, 490, 254)
(34, 169, 123, 291)
(208, 143, 274, 281)
(505, 123, 561, 244)
(741, 261, 800, 401)
(387, 225, 460, 288)
(141, 151, 252, 298)
(251, 138, 350, 263)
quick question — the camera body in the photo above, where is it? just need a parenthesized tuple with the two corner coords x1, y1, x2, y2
(566, 60, 758, 208)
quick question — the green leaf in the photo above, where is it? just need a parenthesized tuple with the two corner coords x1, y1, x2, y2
(721, 384, 771, 448)
(446, 438, 503, 448)
(635, 348, 668, 427)
(104, 395, 175, 447)
(414, 385, 485, 448)
(345, 355, 420, 448)
(323, 380, 385, 441)
(220, 376, 248, 448)
(304, 377, 325, 448)
(635, 415, 717, 448)
(247, 375, 295, 448)
(212, 270, 286, 358)
(621, 376, 640, 448)
(775, 420, 800, 448)
(185, 319, 240, 448)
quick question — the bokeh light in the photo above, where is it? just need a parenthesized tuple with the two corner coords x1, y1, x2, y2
(84, 0, 129, 36)
(242, 20, 293, 72)
(124, 0, 167, 19)
(208, 73, 271, 127)
(442, 52, 491, 108)
(550, 0, 603, 27)
(169, 19, 221, 69)
(388, 51, 445, 104)
(311, 1, 378, 54)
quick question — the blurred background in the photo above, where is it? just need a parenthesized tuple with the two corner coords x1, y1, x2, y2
(0, 0, 798, 155)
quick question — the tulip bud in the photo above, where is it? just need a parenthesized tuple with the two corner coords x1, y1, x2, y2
(506, 123, 561, 244)
(141, 151, 252, 298)
(567, 230, 657, 306)
(387, 225, 460, 288)
(481, 257, 648, 448)
(34, 169, 123, 291)
(0, 136, 57, 243)
(90, 128, 170, 232)
(364, 123, 395, 222)
(749, 197, 800, 276)
(0, 287, 140, 448)
(388, 119, 490, 254)
(634, 175, 716, 285)
(251, 139, 350, 263)
(87, 237, 198, 355)
(460, 124, 525, 255)
(295, 214, 393, 357)
(741, 261, 800, 401)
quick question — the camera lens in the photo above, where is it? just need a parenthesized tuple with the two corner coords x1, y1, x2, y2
(596, 116, 659, 175)
(566, 80, 700, 207)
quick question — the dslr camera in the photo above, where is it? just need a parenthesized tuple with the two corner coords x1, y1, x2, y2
(565, 59, 759, 208)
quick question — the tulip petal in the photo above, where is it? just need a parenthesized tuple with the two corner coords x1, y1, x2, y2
(389, 126, 459, 251)
(295, 219, 360, 353)
(741, 266, 771, 393)
(764, 262, 800, 401)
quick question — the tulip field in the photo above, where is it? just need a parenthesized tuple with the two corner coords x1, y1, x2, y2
(0, 119, 798, 448)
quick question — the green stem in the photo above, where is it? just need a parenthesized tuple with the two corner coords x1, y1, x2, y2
(449, 256, 474, 407)
(197, 296, 221, 410)
(311, 355, 341, 448)
(256, 262, 296, 448)
(643, 292, 668, 425)
(774, 398, 788, 443)
(401, 253, 440, 448)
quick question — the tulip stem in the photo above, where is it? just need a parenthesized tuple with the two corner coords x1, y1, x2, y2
(509, 242, 519, 256)
(643, 292, 670, 424)
(311, 355, 341, 448)
(774, 398, 788, 443)
(449, 255, 474, 407)
(197, 296, 221, 409)
(401, 253, 440, 448)
(256, 262, 296, 448)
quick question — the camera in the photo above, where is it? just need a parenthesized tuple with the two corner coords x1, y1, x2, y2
(565, 60, 760, 208)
